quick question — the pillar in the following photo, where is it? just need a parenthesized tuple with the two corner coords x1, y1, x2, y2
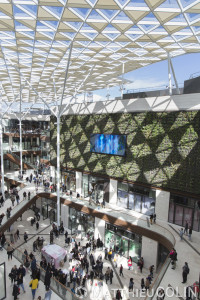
(61, 204, 69, 229)
(155, 190, 170, 222)
(50, 166, 56, 184)
(9, 135, 12, 151)
(76, 171, 82, 196)
(109, 179, 118, 205)
(94, 217, 105, 243)
(141, 236, 158, 270)
(37, 137, 40, 147)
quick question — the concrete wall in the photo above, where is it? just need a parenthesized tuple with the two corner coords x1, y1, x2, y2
(155, 190, 170, 222)
(50, 166, 56, 184)
(60, 93, 200, 115)
(141, 236, 158, 271)
(61, 204, 69, 229)
(94, 217, 106, 243)
(109, 179, 118, 205)
(76, 171, 82, 196)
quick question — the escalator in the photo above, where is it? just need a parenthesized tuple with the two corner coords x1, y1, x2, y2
(3, 152, 33, 169)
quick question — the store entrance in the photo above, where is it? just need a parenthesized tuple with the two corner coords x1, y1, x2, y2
(105, 224, 142, 263)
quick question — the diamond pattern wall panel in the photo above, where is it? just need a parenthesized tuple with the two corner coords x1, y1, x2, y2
(50, 111, 200, 194)
(0, 0, 200, 104)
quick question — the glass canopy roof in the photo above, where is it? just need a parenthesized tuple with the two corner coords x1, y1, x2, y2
(0, 0, 199, 105)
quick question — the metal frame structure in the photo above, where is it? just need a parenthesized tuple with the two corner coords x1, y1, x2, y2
(0, 0, 199, 224)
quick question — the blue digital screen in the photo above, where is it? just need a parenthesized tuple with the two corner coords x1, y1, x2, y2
(90, 134, 126, 156)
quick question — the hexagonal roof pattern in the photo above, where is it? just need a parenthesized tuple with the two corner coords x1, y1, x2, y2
(0, 0, 200, 104)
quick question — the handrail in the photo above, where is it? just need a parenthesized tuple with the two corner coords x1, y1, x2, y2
(144, 255, 171, 300)
(4, 243, 79, 300)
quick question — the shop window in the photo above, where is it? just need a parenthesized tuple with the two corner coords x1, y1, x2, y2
(117, 190, 128, 209)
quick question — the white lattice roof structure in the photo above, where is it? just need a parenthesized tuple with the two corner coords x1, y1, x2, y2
(0, 0, 200, 105)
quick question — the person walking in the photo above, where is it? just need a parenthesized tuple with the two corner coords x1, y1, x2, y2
(188, 226, 192, 241)
(129, 278, 134, 292)
(150, 214, 153, 225)
(184, 221, 189, 235)
(179, 228, 184, 241)
(182, 262, 190, 283)
(171, 249, 177, 270)
(24, 232, 28, 243)
(17, 273, 25, 293)
(119, 264, 123, 277)
(153, 213, 156, 224)
(29, 275, 39, 300)
(7, 243, 14, 261)
(12, 282, 19, 300)
(44, 287, 52, 300)
(110, 269, 113, 284)
(141, 278, 145, 290)
(36, 222, 39, 230)
(128, 256, 132, 270)
(116, 289, 122, 300)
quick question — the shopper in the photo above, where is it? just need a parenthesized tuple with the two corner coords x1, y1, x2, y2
(29, 275, 39, 300)
(150, 214, 153, 225)
(129, 278, 134, 292)
(17, 273, 25, 293)
(119, 264, 123, 277)
(116, 289, 122, 300)
(182, 262, 190, 283)
(179, 228, 184, 241)
(188, 226, 192, 241)
(12, 282, 20, 300)
(141, 278, 145, 290)
(128, 256, 132, 270)
(153, 213, 156, 224)
(184, 221, 189, 235)
(7, 243, 14, 260)
(24, 232, 28, 243)
(44, 287, 52, 300)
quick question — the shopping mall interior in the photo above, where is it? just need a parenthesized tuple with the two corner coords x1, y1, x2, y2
(0, 1, 200, 300)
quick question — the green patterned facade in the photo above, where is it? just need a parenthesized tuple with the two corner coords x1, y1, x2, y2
(50, 111, 200, 194)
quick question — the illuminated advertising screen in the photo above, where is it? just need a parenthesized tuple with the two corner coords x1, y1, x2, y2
(90, 134, 126, 156)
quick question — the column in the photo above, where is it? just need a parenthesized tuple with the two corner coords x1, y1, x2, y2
(31, 153, 33, 163)
(155, 190, 170, 222)
(141, 236, 158, 270)
(61, 204, 69, 229)
(37, 137, 40, 147)
(109, 179, 118, 205)
(9, 135, 13, 151)
(76, 171, 82, 196)
(94, 217, 105, 243)
(50, 166, 56, 184)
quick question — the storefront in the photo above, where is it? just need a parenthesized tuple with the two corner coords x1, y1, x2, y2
(68, 207, 95, 237)
(61, 170, 76, 192)
(105, 223, 142, 262)
(82, 174, 109, 203)
(168, 193, 200, 231)
(117, 182, 155, 215)
(35, 197, 57, 223)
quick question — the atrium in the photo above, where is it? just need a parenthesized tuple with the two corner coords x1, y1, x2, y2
(0, 0, 200, 300)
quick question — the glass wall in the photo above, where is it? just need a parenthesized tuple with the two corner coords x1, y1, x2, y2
(168, 193, 200, 231)
(105, 223, 142, 262)
(61, 170, 76, 192)
(68, 207, 95, 237)
(35, 197, 57, 224)
(117, 182, 155, 216)
(82, 175, 109, 203)
(0, 263, 6, 300)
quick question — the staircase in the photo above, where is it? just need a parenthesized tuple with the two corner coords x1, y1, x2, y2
(4, 152, 34, 169)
